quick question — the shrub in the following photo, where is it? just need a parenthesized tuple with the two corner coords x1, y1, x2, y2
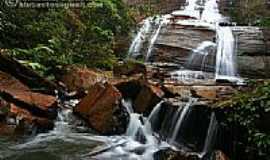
(0, 0, 134, 75)
(223, 81, 270, 160)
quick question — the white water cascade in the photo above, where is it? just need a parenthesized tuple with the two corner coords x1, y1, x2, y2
(215, 26, 237, 79)
(188, 41, 217, 71)
(201, 0, 226, 23)
(171, 0, 200, 19)
(145, 17, 169, 62)
(170, 98, 196, 144)
(93, 100, 168, 160)
(201, 112, 218, 156)
(128, 18, 152, 58)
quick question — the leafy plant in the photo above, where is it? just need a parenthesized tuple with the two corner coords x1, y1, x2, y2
(1, 0, 134, 75)
(224, 81, 270, 160)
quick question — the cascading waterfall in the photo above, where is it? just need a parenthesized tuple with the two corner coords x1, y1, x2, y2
(145, 17, 168, 62)
(201, 112, 218, 156)
(170, 98, 196, 144)
(171, 0, 200, 19)
(201, 0, 226, 23)
(215, 26, 237, 79)
(125, 100, 164, 143)
(128, 18, 152, 58)
(94, 100, 167, 160)
(188, 41, 216, 71)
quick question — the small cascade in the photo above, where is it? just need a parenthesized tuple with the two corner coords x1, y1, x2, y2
(145, 17, 168, 62)
(215, 26, 237, 79)
(125, 100, 164, 143)
(128, 18, 152, 58)
(171, 0, 200, 19)
(170, 98, 196, 144)
(93, 100, 167, 160)
(51, 108, 73, 134)
(187, 41, 216, 71)
(201, 112, 218, 157)
(201, 0, 226, 23)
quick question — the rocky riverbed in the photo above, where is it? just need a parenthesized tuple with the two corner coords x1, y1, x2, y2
(1, 0, 270, 159)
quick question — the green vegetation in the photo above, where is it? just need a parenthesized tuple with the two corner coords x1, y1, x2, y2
(0, 0, 134, 77)
(229, 0, 270, 27)
(222, 81, 270, 160)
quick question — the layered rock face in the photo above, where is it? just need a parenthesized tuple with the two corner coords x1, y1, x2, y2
(0, 71, 57, 135)
(143, 23, 270, 78)
(123, 0, 186, 14)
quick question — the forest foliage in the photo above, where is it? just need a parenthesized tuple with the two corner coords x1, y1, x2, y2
(0, 0, 134, 76)
(229, 0, 270, 27)
(221, 81, 270, 160)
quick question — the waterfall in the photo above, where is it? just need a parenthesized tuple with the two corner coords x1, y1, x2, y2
(215, 26, 237, 79)
(201, 0, 225, 23)
(170, 98, 195, 144)
(188, 41, 216, 71)
(128, 18, 152, 58)
(145, 17, 168, 62)
(201, 112, 218, 156)
(171, 0, 200, 19)
(125, 100, 164, 143)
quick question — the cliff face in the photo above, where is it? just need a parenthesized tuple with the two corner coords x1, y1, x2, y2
(123, 0, 186, 14)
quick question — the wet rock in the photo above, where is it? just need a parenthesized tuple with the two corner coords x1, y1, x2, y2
(231, 27, 267, 56)
(0, 90, 58, 119)
(237, 56, 270, 78)
(113, 60, 146, 77)
(60, 66, 107, 91)
(154, 149, 200, 160)
(204, 150, 230, 160)
(74, 82, 129, 135)
(9, 104, 54, 130)
(114, 77, 144, 100)
(148, 25, 216, 64)
(0, 123, 16, 136)
(133, 83, 165, 115)
(163, 85, 236, 102)
(113, 76, 165, 115)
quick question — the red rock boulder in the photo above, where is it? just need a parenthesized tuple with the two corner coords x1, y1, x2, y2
(74, 83, 129, 135)
(60, 66, 106, 91)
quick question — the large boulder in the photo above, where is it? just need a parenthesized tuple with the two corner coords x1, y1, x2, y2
(0, 90, 58, 119)
(0, 71, 29, 91)
(0, 71, 57, 134)
(74, 82, 129, 135)
(60, 66, 107, 91)
(113, 77, 165, 115)
(114, 77, 165, 115)
(133, 82, 165, 114)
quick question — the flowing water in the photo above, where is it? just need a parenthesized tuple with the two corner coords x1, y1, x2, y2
(187, 41, 216, 71)
(128, 18, 152, 58)
(215, 27, 237, 79)
(201, 112, 218, 156)
(145, 16, 170, 62)
(170, 98, 196, 144)
(1, 0, 245, 159)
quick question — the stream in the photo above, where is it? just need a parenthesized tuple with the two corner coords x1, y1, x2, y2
(0, 0, 243, 159)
